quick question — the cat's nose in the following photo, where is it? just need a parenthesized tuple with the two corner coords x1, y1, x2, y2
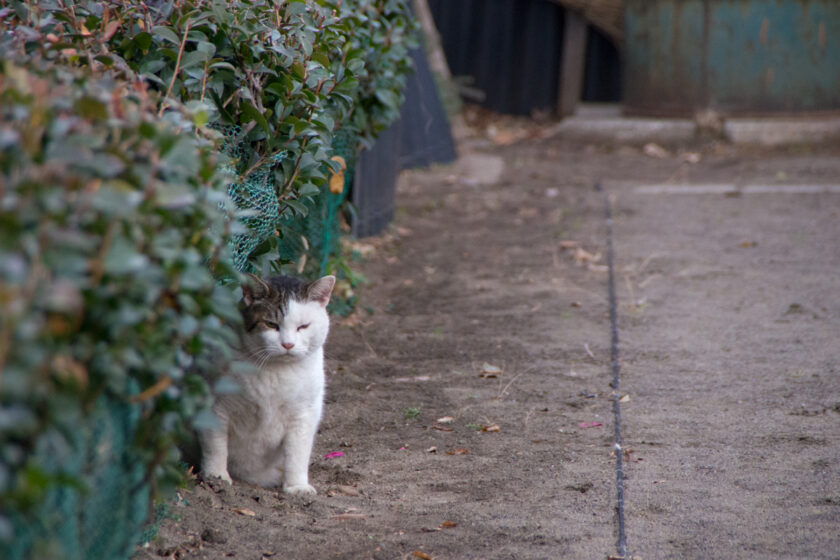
(281, 342, 295, 350)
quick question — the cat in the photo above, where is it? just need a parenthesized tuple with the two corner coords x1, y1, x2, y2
(199, 274, 335, 495)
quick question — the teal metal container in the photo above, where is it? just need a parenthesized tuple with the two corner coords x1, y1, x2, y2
(624, 0, 840, 117)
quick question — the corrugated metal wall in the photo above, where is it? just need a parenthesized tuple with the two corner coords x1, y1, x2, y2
(428, 0, 565, 116)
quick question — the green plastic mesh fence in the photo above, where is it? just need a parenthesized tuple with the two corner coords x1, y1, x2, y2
(217, 125, 285, 273)
(291, 127, 356, 276)
(6, 389, 150, 560)
(221, 125, 356, 276)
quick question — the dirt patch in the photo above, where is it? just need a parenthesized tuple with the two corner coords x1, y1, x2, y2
(135, 124, 840, 559)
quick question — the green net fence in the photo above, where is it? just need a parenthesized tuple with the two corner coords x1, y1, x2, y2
(284, 128, 356, 277)
(222, 125, 356, 276)
(6, 387, 150, 560)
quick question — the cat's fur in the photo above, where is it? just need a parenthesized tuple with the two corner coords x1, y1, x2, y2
(199, 274, 335, 495)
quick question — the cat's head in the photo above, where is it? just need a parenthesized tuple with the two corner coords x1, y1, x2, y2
(239, 274, 335, 362)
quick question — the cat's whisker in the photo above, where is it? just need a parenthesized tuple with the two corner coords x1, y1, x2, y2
(254, 352, 273, 370)
(243, 347, 271, 360)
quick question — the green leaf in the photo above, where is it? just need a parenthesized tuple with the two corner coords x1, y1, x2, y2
(104, 236, 148, 275)
(240, 101, 270, 134)
(134, 31, 153, 51)
(139, 58, 166, 76)
(181, 49, 211, 70)
(284, 199, 309, 217)
(86, 153, 126, 177)
(73, 96, 108, 121)
(152, 25, 182, 45)
(375, 89, 400, 110)
(298, 183, 319, 198)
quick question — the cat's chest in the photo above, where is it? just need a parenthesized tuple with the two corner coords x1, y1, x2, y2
(240, 359, 324, 409)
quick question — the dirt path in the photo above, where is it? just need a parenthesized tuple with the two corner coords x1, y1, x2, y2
(136, 129, 840, 560)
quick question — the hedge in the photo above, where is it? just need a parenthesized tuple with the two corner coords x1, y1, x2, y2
(0, 56, 241, 559)
(2, 0, 416, 272)
(0, 1, 416, 557)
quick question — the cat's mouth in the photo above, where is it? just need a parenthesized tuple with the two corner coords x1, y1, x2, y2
(273, 347, 301, 358)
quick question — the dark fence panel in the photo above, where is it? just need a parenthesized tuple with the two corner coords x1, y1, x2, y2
(583, 26, 623, 102)
(400, 47, 457, 169)
(428, 0, 565, 116)
(351, 45, 456, 237)
(351, 118, 401, 238)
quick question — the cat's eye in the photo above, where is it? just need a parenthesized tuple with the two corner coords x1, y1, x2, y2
(297, 323, 310, 331)
(264, 321, 280, 330)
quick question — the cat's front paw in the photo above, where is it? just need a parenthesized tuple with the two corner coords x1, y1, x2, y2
(202, 469, 233, 486)
(283, 483, 317, 496)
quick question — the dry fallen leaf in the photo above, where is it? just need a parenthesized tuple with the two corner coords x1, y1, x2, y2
(412, 552, 433, 560)
(573, 247, 601, 265)
(480, 362, 502, 378)
(619, 394, 631, 403)
(447, 448, 470, 455)
(329, 171, 345, 194)
(482, 424, 501, 433)
(643, 142, 670, 158)
(426, 446, 438, 453)
(327, 485, 360, 497)
(436, 416, 455, 424)
(489, 129, 519, 146)
(681, 151, 702, 164)
(344, 240, 376, 257)
(232, 508, 256, 517)
(432, 424, 454, 432)
(440, 520, 458, 529)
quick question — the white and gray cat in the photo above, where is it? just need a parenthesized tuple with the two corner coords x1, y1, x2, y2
(199, 274, 335, 495)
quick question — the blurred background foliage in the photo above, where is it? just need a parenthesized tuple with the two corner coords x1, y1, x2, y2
(0, 1, 415, 558)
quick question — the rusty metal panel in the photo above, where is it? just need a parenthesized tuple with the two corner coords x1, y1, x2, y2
(625, 0, 840, 117)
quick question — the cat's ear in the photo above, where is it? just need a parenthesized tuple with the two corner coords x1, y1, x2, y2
(242, 274, 270, 306)
(307, 275, 335, 307)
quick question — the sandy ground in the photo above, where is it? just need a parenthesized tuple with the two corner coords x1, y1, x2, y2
(135, 117, 840, 560)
